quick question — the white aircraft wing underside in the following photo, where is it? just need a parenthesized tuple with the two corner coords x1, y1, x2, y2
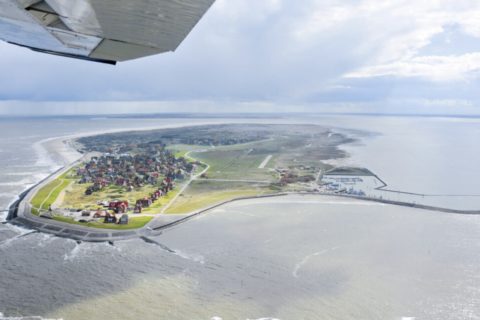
(0, 0, 215, 64)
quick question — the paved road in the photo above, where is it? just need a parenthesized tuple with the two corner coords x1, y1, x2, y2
(160, 150, 210, 214)
(199, 178, 272, 184)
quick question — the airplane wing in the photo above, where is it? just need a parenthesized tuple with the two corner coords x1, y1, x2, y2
(0, 0, 215, 64)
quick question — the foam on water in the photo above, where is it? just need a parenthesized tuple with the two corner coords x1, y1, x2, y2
(1, 172, 41, 177)
(0, 312, 63, 320)
(292, 246, 339, 278)
(63, 241, 123, 262)
(212, 318, 280, 320)
(0, 193, 17, 198)
(174, 249, 206, 265)
(63, 243, 83, 262)
(35, 233, 56, 248)
(0, 178, 37, 187)
(3, 219, 33, 236)
(0, 230, 37, 249)
(32, 139, 56, 168)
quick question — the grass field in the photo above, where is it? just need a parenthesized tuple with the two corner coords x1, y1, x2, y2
(61, 174, 189, 213)
(30, 175, 73, 215)
(166, 144, 209, 158)
(165, 180, 278, 214)
(141, 186, 183, 213)
(191, 148, 277, 181)
(62, 182, 165, 211)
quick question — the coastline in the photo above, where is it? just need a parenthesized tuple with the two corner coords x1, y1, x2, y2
(7, 122, 480, 242)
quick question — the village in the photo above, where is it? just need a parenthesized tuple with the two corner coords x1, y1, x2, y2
(47, 142, 197, 226)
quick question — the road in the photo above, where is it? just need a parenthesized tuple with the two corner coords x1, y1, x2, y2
(199, 178, 271, 184)
(160, 150, 210, 214)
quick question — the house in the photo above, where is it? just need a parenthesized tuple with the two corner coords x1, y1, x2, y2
(108, 201, 129, 213)
(104, 213, 117, 224)
(118, 214, 129, 225)
(134, 205, 142, 213)
(136, 198, 152, 208)
(93, 210, 108, 218)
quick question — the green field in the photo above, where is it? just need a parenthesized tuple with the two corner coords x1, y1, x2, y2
(167, 144, 207, 158)
(192, 149, 275, 181)
(30, 168, 157, 230)
(30, 175, 73, 215)
(165, 180, 277, 214)
(62, 182, 168, 211)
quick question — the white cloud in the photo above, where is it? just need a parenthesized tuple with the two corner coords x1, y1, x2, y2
(346, 53, 480, 81)
(2, 0, 480, 112)
(286, 0, 480, 81)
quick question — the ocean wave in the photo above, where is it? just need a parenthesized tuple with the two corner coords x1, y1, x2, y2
(0, 173, 50, 187)
(35, 233, 56, 248)
(211, 318, 281, 320)
(64, 242, 83, 262)
(0, 312, 63, 320)
(174, 249, 205, 265)
(293, 247, 339, 278)
(3, 222, 35, 237)
(63, 241, 122, 262)
(1, 172, 40, 177)
(0, 192, 16, 198)
(32, 139, 57, 168)
(0, 179, 33, 187)
(0, 230, 37, 249)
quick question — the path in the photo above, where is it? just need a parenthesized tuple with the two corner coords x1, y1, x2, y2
(37, 179, 64, 211)
(315, 169, 323, 184)
(199, 178, 271, 184)
(160, 150, 210, 214)
(258, 155, 273, 169)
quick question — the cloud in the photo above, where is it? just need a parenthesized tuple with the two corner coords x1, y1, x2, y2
(1, 0, 480, 114)
(345, 53, 480, 81)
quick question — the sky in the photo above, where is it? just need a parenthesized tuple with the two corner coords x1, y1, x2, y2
(1, 0, 480, 115)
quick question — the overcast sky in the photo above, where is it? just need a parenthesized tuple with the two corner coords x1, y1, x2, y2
(1, 0, 480, 115)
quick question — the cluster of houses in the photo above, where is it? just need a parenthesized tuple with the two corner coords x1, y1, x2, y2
(76, 178, 175, 224)
(81, 207, 129, 225)
(133, 176, 175, 213)
(77, 145, 193, 195)
(67, 146, 194, 225)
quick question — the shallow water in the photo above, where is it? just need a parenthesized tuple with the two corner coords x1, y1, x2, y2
(1, 196, 480, 319)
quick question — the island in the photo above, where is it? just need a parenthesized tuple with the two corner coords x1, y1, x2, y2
(9, 123, 479, 242)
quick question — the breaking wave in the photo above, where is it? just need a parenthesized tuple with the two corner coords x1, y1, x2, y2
(63, 242, 84, 262)
(32, 139, 56, 168)
(211, 317, 281, 320)
(0, 312, 63, 320)
(174, 249, 206, 265)
(293, 247, 339, 278)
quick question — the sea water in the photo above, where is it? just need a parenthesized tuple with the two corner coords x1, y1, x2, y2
(0, 114, 479, 319)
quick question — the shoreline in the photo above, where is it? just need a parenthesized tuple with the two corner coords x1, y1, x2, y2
(7, 123, 480, 242)
(10, 182, 480, 243)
